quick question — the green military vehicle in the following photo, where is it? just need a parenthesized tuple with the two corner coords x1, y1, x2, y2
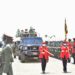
(47, 41, 63, 59)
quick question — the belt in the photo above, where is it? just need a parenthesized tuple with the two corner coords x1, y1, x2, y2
(62, 50, 69, 52)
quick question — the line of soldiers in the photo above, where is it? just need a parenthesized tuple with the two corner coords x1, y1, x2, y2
(59, 38, 75, 73)
(39, 38, 75, 74)
(66, 38, 75, 64)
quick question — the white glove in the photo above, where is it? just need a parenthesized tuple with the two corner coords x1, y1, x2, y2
(2, 73, 7, 75)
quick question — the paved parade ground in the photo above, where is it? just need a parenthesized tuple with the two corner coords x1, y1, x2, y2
(12, 57, 75, 75)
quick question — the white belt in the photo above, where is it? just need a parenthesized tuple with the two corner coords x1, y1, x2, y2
(62, 50, 69, 52)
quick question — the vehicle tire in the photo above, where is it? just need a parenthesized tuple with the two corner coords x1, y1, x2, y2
(20, 54, 26, 62)
(18, 56, 21, 60)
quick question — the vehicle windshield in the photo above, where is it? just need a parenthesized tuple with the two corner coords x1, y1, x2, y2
(20, 37, 43, 45)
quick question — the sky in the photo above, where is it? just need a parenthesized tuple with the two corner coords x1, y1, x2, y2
(0, 0, 75, 41)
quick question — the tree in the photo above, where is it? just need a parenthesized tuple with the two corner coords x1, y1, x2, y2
(16, 29, 21, 37)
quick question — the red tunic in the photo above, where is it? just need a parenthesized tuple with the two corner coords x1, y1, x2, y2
(39, 46, 51, 60)
(67, 42, 72, 50)
(72, 42, 75, 53)
(60, 45, 70, 59)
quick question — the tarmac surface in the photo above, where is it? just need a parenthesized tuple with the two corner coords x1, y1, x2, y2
(12, 57, 75, 75)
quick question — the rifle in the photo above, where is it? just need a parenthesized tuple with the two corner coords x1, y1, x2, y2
(43, 49, 54, 56)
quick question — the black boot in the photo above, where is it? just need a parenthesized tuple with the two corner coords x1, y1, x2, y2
(42, 71, 45, 74)
(64, 70, 67, 73)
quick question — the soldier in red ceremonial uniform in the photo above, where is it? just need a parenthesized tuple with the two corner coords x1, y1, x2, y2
(67, 39, 72, 50)
(67, 39, 72, 62)
(60, 41, 70, 73)
(39, 42, 54, 74)
(72, 38, 75, 64)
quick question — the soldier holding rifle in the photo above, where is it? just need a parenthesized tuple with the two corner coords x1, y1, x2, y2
(60, 41, 70, 73)
(39, 42, 54, 74)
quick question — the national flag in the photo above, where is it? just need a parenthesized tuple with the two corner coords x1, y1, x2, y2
(65, 19, 68, 34)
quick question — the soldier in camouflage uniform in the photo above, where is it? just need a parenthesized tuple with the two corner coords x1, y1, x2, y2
(1, 34, 14, 75)
(0, 42, 3, 75)
(12, 42, 18, 58)
(0, 51, 3, 75)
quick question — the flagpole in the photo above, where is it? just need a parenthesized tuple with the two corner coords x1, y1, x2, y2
(64, 19, 68, 41)
(65, 34, 67, 41)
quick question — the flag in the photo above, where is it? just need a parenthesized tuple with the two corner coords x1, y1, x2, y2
(65, 19, 68, 34)
(64, 19, 68, 41)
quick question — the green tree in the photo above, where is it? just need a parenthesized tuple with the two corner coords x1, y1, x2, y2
(16, 29, 20, 37)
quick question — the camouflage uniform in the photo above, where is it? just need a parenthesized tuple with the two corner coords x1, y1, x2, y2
(0, 54, 3, 75)
(1, 44, 13, 75)
(12, 42, 18, 58)
(0, 45, 3, 75)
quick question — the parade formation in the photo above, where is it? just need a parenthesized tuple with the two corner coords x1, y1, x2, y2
(0, 20, 75, 75)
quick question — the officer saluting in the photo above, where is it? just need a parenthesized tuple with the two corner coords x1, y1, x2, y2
(60, 41, 70, 73)
(39, 42, 54, 74)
